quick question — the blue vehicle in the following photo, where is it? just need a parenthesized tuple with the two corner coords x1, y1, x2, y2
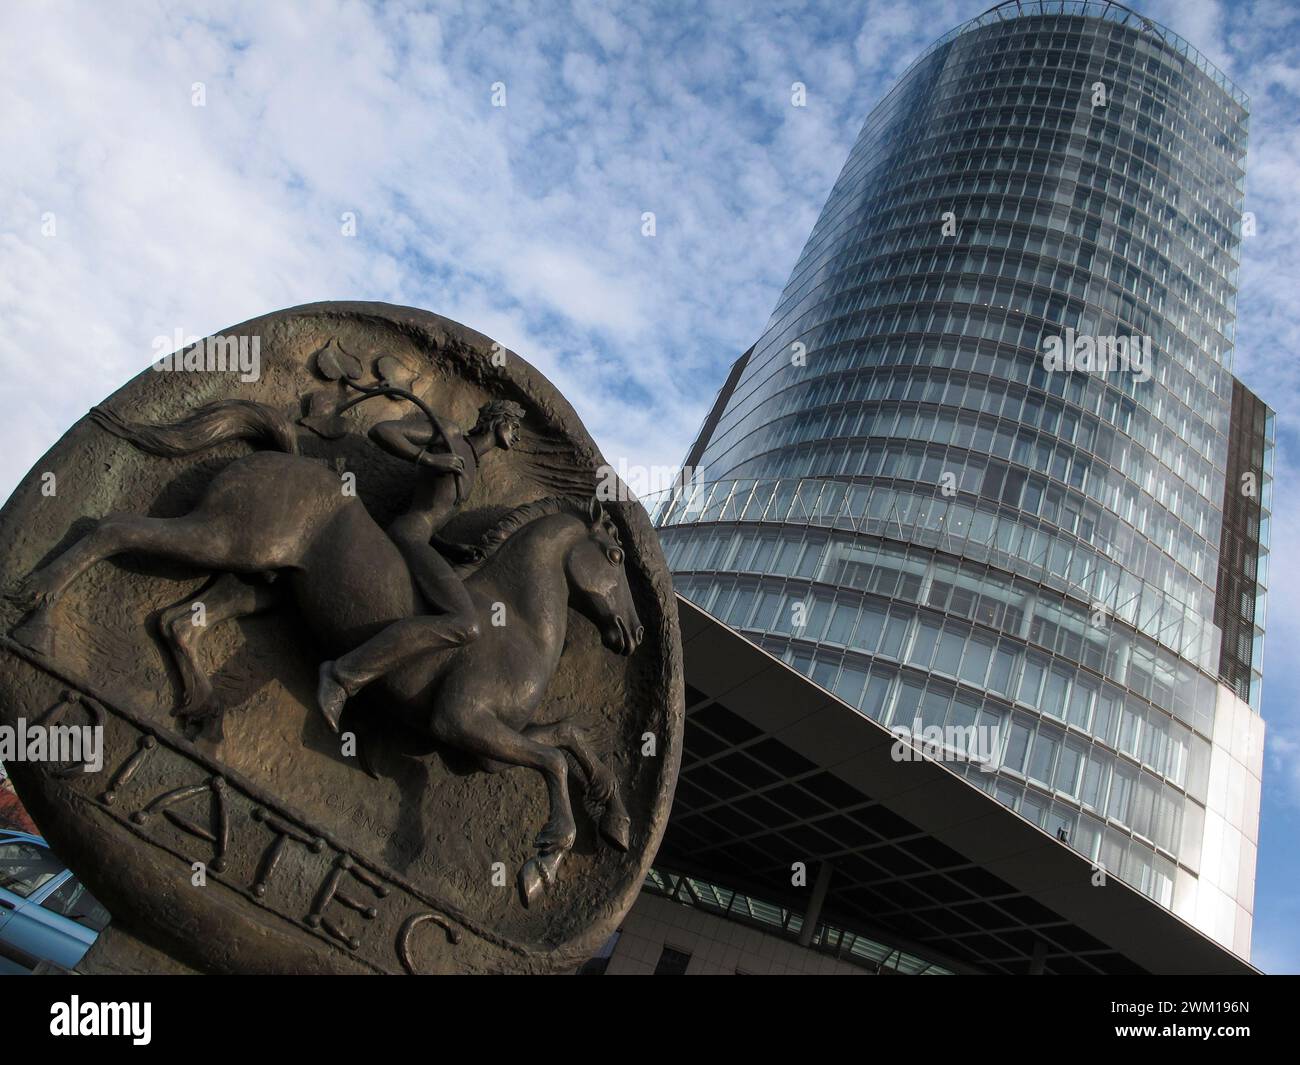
(0, 829, 109, 973)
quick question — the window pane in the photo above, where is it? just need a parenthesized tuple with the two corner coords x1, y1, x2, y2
(879, 611, 910, 658)
(1108, 763, 1136, 824)
(861, 671, 893, 722)
(1068, 674, 1096, 730)
(40, 876, 111, 932)
(825, 601, 858, 645)
(989, 642, 1018, 695)
(854, 604, 887, 653)
(1018, 653, 1047, 705)
(1028, 727, 1060, 786)
(933, 624, 966, 675)
(1042, 667, 1070, 719)
(1004, 719, 1033, 774)
(1081, 749, 1112, 812)
(0, 842, 62, 898)
(835, 664, 869, 708)
(1055, 739, 1086, 797)
(908, 617, 942, 667)
(959, 635, 994, 685)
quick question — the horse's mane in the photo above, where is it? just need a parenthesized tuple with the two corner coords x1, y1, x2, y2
(477, 495, 592, 556)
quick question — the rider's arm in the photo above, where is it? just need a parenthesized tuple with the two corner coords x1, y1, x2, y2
(370, 413, 465, 492)
(369, 415, 437, 465)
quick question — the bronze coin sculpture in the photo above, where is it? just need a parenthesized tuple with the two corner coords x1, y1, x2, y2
(0, 302, 683, 974)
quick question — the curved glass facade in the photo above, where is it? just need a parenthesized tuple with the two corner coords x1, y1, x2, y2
(652, 1, 1270, 955)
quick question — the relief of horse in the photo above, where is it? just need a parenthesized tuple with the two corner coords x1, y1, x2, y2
(9, 399, 644, 904)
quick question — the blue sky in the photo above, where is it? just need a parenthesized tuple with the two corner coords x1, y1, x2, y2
(1, 0, 1298, 970)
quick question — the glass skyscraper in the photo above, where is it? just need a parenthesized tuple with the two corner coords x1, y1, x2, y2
(651, 0, 1270, 957)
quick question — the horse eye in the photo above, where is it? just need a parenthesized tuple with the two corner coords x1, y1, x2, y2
(607, 547, 623, 566)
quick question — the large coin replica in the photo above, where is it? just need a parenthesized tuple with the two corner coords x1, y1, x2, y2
(0, 302, 683, 974)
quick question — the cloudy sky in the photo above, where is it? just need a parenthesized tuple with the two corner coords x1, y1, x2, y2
(2, 0, 1298, 971)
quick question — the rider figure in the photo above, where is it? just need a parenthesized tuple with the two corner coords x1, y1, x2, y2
(315, 397, 526, 732)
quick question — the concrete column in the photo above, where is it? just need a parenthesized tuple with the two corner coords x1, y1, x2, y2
(797, 862, 834, 947)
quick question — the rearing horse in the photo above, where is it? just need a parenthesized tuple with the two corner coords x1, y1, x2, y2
(9, 399, 644, 904)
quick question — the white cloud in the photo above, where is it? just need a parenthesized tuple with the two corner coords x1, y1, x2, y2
(0, 0, 936, 497)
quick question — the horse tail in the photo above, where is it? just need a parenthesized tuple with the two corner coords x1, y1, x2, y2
(90, 399, 299, 457)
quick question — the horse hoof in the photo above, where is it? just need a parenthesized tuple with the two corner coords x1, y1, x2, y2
(11, 606, 56, 658)
(600, 809, 631, 852)
(518, 850, 564, 908)
(316, 661, 347, 734)
(519, 860, 546, 907)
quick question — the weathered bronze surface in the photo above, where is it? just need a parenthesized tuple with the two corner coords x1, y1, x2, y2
(0, 302, 683, 974)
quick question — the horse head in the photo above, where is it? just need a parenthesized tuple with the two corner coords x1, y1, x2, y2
(565, 496, 643, 658)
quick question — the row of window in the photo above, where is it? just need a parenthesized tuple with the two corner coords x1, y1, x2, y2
(716, 386, 1213, 526)
(832, 46, 1244, 279)
(820, 57, 1243, 284)
(807, 142, 1240, 331)
(814, 271, 1218, 425)
(788, 199, 1231, 381)
(812, 137, 1237, 353)
(950, 17, 1244, 137)
(859, 211, 1223, 357)
(930, 57, 1241, 169)
(725, 213, 1235, 453)
(655, 479, 1221, 667)
(773, 178, 1235, 398)
(746, 625, 1202, 889)
(928, 60, 1243, 183)
(710, 311, 1231, 490)
(818, 181, 1238, 339)
(727, 434, 1217, 593)
(1079, 159, 1239, 305)
(959, 762, 1178, 909)
(667, 537, 1218, 736)
(714, 395, 1222, 549)
(811, 121, 1240, 325)
(908, 105, 1239, 273)
(722, 358, 1226, 506)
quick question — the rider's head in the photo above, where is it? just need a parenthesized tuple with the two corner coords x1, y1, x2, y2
(472, 400, 525, 452)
